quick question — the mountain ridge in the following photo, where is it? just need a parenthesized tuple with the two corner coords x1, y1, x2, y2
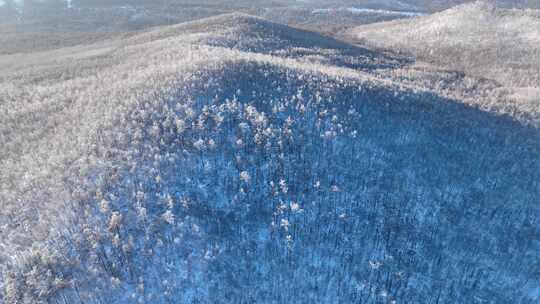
(1, 11, 539, 304)
(346, 1, 540, 87)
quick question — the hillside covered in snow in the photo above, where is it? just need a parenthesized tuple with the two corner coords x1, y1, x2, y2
(0, 6, 539, 304)
(347, 1, 540, 88)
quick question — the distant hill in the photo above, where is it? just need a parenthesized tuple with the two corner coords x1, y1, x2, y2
(302, 0, 540, 11)
(347, 1, 540, 87)
(405, 0, 540, 11)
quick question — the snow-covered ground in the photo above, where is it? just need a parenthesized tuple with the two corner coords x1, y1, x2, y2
(347, 1, 540, 88)
(0, 7, 539, 304)
(312, 7, 424, 17)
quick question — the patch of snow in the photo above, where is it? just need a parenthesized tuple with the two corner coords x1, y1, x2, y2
(312, 7, 423, 17)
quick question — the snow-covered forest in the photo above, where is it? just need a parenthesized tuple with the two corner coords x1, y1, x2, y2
(0, 1, 539, 303)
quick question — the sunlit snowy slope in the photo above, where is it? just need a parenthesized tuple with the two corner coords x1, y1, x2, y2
(0, 13, 539, 303)
(347, 1, 540, 88)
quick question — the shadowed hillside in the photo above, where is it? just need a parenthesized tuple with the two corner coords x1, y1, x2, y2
(0, 13, 539, 304)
